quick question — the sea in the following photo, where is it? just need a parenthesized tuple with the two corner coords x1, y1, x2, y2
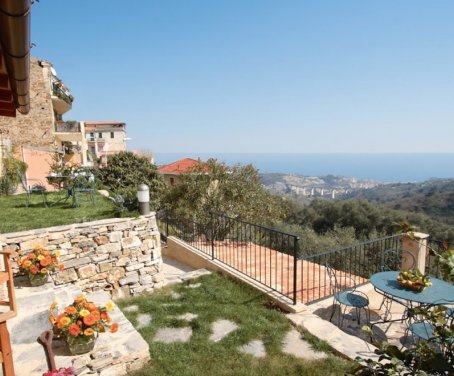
(154, 153, 454, 183)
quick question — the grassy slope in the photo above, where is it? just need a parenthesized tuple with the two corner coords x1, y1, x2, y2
(118, 273, 353, 376)
(0, 192, 138, 234)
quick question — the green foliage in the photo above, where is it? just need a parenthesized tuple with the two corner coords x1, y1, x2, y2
(97, 151, 163, 210)
(283, 198, 454, 242)
(352, 305, 454, 375)
(161, 159, 284, 226)
(0, 154, 27, 195)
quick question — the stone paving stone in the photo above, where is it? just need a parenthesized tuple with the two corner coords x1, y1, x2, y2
(209, 319, 239, 342)
(137, 313, 152, 329)
(123, 304, 139, 313)
(171, 292, 182, 299)
(187, 282, 202, 289)
(238, 340, 266, 358)
(153, 327, 193, 343)
(282, 329, 327, 360)
(176, 313, 198, 322)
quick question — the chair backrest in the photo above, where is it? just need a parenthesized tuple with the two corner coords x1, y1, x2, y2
(381, 249, 416, 271)
(326, 263, 340, 295)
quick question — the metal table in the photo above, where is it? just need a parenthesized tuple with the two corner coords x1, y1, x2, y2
(370, 271, 454, 325)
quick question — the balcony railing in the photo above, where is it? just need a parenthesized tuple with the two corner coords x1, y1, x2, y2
(55, 121, 80, 133)
(52, 82, 74, 105)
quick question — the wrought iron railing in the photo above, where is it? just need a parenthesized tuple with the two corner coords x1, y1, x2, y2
(157, 212, 300, 304)
(55, 121, 80, 133)
(298, 234, 403, 304)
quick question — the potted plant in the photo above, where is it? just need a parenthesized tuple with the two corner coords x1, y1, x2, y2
(17, 246, 63, 286)
(48, 296, 119, 355)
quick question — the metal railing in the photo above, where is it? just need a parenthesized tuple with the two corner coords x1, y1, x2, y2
(55, 121, 80, 133)
(298, 234, 403, 304)
(158, 212, 300, 304)
(426, 239, 452, 278)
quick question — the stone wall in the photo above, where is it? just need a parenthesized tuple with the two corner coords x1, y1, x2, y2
(0, 214, 163, 300)
(0, 58, 55, 148)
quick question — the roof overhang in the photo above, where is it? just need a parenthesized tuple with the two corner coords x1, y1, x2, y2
(0, 0, 31, 117)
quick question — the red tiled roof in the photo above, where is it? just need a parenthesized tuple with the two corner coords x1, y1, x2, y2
(158, 158, 203, 174)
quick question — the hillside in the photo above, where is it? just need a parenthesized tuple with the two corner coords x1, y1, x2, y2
(346, 179, 454, 225)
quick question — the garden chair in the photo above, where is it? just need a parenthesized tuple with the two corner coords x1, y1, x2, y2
(71, 173, 96, 207)
(24, 179, 47, 208)
(326, 263, 370, 328)
(379, 250, 416, 319)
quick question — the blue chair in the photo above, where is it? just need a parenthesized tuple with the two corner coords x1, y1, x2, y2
(326, 263, 370, 328)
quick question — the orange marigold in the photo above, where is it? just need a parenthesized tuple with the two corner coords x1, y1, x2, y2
(40, 257, 50, 267)
(57, 315, 71, 329)
(29, 265, 38, 274)
(100, 312, 111, 322)
(49, 314, 56, 326)
(84, 328, 95, 336)
(40, 268, 48, 275)
(85, 302, 97, 312)
(68, 324, 81, 336)
(65, 306, 78, 315)
(58, 264, 64, 271)
(110, 323, 119, 333)
(97, 323, 105, 332)
(83, 314, 96, 326)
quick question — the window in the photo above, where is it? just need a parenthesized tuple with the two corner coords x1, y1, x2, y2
(170, 177, 175, 186)
(110, 132, 114, 139)
(98, 132, 103, 139)
(89, 132, 94, 141)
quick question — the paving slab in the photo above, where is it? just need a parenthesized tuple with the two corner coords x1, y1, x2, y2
(176, 313, 198, 322)
(153, 327, 193, 343)
(123, 305, 139, 313)
(137, 313, 152, 329)
(238, 340, 266, 358)
(186, 282, 202, 289)
(282, 329, 327, 360)
(209, 319, 239, 342)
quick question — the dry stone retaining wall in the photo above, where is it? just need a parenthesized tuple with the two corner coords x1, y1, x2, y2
(0, 214, 163, 299)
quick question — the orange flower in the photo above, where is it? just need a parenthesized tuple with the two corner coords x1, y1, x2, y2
(29, 265, 38, 274)
(40, 258, 50, 267)
(110, 323, 119, 333)
(48, 301, 58, 311)
(79, 309, 90, 317)
(85, 302, 97, 312)
(83, 314, 96, 326)
(84, 328, 95, 336)
(59, 264, 64, 271)
(57, 315, 71, 329)
(68, 324, 80, 336)
(40, 268, 48, 275)
(97, 323, 105, 332)
(23, 260, 32, 268)
(100, 312, 111, 322)
(49, 314, 56, 326)
(28, 253, 36, 259)
(65, 306, 77, 315)
(75, 295, 87, 304)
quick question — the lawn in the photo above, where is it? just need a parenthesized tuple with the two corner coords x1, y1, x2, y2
(118, 273, 354, 376)
(0, 192, 139, 233)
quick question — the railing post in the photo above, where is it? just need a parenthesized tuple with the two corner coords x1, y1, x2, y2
(293, 236, 299, 305)
(166, 215, 169, 240)
(401, 232, 430, 272)
(210, 212, 215, 260)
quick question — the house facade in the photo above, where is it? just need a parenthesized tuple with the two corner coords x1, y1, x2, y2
(158, 158, 203, 186)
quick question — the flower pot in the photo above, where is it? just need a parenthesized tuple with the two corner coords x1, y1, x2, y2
(28, 272, 48, 286)
(67, 335, 96, 355)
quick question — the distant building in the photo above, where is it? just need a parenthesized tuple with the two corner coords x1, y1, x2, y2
(158, 158, 203, 186)
(83, 121, 127, 165)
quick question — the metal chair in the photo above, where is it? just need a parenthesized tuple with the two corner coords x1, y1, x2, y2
(24, 179, 47, 208)
(326, 263, 370, 328)
(71, 173, 96, 207)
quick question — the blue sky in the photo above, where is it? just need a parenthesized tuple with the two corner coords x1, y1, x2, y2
(32, 1, 454, 153)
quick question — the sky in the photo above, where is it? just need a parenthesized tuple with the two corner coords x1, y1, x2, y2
(32, 1, 454, 154)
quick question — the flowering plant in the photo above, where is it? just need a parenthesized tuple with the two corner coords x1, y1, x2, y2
(42, 367, 76, 376)
(49, 295, 119, 339)
(18, 246, 63, 276)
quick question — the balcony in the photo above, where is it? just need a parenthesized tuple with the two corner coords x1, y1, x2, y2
(51, 81, 73, 115)
(54, 121, 83, 142)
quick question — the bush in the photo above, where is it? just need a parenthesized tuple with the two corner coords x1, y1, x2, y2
(0, 155, 27, 195)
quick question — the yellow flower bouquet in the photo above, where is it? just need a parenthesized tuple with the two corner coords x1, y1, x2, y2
(48, 295, 119, 355)
(17, 246, 63, 286)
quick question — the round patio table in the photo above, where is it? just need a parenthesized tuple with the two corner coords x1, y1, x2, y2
(371, 271, 454, 306)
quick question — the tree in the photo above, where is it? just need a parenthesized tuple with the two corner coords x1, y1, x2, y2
(97, 151, 163, 210)
(0, 152, 27, 195)
(161, 159, 284, 225)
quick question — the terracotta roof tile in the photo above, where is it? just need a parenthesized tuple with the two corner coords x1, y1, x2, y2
(158, 158, 203, 174)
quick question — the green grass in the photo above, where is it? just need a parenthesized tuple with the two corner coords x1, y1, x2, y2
(118, 273, 354, 376)
(0, 192, 139, 233)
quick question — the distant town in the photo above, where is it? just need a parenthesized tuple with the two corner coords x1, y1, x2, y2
(260, 173, 380, 200)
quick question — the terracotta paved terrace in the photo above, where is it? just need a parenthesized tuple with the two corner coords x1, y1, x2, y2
(184, 240, 366, 303)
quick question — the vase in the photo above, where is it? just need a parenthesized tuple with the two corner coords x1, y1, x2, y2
(28, 272, 48, 286)
(67, 335, 96, 355)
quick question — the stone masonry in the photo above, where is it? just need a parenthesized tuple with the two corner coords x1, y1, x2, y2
(0, 58, 55, 148)
(0, 214, 163, 300)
